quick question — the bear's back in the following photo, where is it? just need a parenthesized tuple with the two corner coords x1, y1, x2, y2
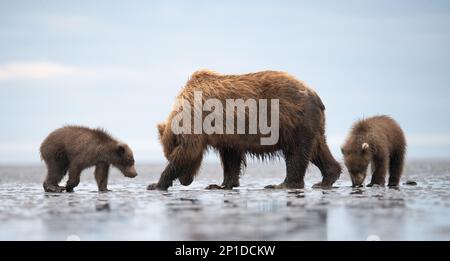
(41, 126, 115, 157)
(181, 70, 311, 101)
(350, 115, 405, 152)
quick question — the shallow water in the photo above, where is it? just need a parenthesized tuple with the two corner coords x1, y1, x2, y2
(0, 160, 449, 240)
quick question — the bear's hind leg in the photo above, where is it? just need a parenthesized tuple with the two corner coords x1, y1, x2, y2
(206, 148, 244, 190)
(388, 150, 405, 187)
(43, 158, 68, 193)
(311, 137, 342, 188)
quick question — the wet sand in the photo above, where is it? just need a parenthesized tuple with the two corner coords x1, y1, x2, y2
(0, 160, 449, 240)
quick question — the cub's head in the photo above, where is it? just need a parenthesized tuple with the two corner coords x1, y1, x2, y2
(111, 143, 138, 178)
(341, 142, 371, 187)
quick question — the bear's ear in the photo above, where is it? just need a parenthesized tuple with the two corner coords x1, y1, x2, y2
(340, 146, 345, 155)
(361, 142, 370, 151)
(116, 144, 126, 156)
(157, 123, 166, 138)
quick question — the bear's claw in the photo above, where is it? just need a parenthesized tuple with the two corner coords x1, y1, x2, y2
(147, 183, 167, 191)
(44, 185, 66, 193)
(205, 184, 235, 190)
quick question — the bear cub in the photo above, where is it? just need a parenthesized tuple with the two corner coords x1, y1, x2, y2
(40, 126, 138, 192)
(341, 115, 406, 187)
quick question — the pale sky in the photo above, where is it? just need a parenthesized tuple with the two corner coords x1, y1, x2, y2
(1, 0, 450, 164)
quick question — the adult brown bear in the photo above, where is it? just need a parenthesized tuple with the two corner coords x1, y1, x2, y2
(148, 70, 341, 190)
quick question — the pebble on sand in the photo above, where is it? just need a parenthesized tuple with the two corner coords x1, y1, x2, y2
(404, 180, 418, 186)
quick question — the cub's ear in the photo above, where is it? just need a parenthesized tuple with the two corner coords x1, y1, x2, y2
(361, 142, 370, 151)
(116, 144, 126, 156)
(340, 147, 345, 155)
(157, 123, 166, 137)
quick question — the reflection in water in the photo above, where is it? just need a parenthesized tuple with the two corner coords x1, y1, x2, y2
(0, 160, 449, 240)
(95, 203, 111, 212)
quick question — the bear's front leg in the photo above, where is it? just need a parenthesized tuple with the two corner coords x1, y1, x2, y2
(206, 148, 242, 190)
(43, 158, 68, 193)
(367, 154, 388, 187)
(148, 144, 204, 190)
(265, 149, 309, 189)
(65, 165, 82, 192)
(95, 162, 110, 192)
(147, 163, 177, 191)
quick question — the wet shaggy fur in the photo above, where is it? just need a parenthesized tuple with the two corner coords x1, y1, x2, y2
(341, 116, 406, 187)
(40, 126, 138, 192)
(148, 70, 341, 190)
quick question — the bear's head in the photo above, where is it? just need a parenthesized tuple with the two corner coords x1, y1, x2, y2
(111, 143, 138, 178)
(341, 142, 371, 187)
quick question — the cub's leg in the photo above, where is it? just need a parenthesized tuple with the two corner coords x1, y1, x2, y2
(43, 158, 68, 193)
(367, 153, 388, 187)
(206, 148, 244, 190)
(65, 164, 82, 192)
(388, 150, 405, 187)
(95, 162, 110, 192)
(311, 137, 342, 188)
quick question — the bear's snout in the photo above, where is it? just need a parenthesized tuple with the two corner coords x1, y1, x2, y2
(124, 165, 138, 178)
(350, 173, 366, 187)
(126, 172, 138, 178)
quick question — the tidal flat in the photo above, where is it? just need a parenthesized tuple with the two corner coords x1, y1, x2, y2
(0, 160, 449, 240)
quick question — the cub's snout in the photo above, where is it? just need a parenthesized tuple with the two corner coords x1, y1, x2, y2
(125, 165, 138, 178)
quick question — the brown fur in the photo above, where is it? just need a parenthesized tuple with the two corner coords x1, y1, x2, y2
(341, 115, 406, 187)
(148, 70, 341, 190)
(40, 125, 138, 192)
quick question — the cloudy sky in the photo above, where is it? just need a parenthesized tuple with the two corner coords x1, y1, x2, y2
(0, 0, 449, 164)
